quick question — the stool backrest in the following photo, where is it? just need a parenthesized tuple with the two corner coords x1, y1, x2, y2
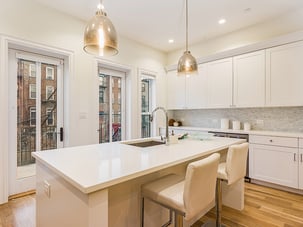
(226, 142, 249, 185)
(183, 153, 220, 220)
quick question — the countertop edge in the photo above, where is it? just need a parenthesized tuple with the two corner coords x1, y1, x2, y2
(168, 126, 303, 138)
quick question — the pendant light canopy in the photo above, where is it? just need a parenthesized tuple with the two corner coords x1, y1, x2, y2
(83, 1, 118, 56)
(177, 0, 198, 76)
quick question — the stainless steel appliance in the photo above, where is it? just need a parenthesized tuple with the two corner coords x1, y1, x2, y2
(208, 131, 250, 182)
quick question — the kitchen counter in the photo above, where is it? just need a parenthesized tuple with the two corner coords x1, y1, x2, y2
(33, 136, 245, 227)
(169, 126, 303, 138)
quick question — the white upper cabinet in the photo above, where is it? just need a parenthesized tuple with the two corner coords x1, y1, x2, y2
(233, 50, 265, 107)
(186, 64, 208, 109)
(166, 70, 186, 110)
(207, 58, 233, 108)
(166, 65, 208, 110)
(266, 41, 303, 106)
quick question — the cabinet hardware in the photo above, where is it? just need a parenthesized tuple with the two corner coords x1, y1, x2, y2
(301, 153, 303, 163)
(294, 153, 296, 162)
(269, 139, 273, 142)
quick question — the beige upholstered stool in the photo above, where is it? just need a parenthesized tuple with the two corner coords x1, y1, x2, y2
(140, 153, 220, 227)
(216, 142, 249, 227)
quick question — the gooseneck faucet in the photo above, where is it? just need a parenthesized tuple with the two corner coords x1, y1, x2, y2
(150, 107, 169, 144)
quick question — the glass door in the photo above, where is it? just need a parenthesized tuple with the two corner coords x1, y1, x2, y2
(98, 67, 125, 143)
(8, 49, 64, 195)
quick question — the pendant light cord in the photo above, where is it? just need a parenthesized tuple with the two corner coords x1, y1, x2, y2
(186, 0, 188, 52)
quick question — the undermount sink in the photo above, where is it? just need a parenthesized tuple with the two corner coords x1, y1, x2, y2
(123, 140, 165, 148)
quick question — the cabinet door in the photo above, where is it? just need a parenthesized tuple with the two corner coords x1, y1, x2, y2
(207, 58, 232, 108)
(166, 70, 186, 110)
(299, 148, 303, 190)
(249, 144, 298, 188)
(266, 41, 303, 106)
(186, 64, 208, 109)
(233, 50, 265, 107)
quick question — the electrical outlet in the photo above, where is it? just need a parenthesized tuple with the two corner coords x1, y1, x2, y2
(43, 180, 51, 198)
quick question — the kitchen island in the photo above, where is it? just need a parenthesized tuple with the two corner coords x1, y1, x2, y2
(32, 136, 245, 227)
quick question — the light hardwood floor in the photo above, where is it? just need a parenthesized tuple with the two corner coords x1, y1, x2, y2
(0, 183, 302, 227)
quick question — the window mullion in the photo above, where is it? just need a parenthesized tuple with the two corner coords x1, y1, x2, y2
(36, 62, 42, 151)
(109, 76, 113, 142)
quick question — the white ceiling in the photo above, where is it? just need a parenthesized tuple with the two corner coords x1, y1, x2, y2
(33, 0, 303, 53)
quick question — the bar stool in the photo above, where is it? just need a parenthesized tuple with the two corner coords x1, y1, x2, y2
(216, 142, 249, 227)
(140, 153, 220, 227)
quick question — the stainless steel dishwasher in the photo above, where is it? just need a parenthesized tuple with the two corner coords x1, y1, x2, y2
(208, 131, 250, 182)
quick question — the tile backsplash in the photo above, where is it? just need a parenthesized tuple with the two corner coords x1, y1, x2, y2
(170, 107, 303, 132)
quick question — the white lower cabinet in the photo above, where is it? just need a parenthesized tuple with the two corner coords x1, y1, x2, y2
(249, 135, 299, 189)
(299, 139, 303, 190)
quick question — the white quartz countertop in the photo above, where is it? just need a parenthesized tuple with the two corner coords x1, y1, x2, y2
(169, 126, 303, 138)
(32, 137, 244, 194)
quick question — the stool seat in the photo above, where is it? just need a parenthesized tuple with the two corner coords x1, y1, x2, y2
(142, 174, 185, 213)
(141, 153, 220, 227)
(217, 163, 228, 181)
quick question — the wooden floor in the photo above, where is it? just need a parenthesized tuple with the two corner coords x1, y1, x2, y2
(0, 183, 302, 227)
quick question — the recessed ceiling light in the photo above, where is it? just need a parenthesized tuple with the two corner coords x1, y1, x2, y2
(218, 18, 226, 25)
(168, 39, 174, 44)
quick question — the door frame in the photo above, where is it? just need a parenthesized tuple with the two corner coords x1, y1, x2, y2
(95, 58, 132, 141)
(8, 49, 65, 195)
(0, 35, 73, 203)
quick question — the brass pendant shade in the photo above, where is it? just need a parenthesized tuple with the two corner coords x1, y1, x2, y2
(177, 50, 198, 76)
(177, 0, 198, 76)
(83, 6, 118, 56)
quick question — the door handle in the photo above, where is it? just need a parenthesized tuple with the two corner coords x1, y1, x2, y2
(59, 127, 64, 142)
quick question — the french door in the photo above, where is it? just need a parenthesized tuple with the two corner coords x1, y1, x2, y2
(98, 66, 125, 143)
(8, 49, 64, 195)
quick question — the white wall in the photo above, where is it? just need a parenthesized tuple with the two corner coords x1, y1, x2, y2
(0, 0, 166, 203)
(167, 8, 303, 66)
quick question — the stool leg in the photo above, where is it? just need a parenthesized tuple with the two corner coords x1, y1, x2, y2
(141, 197, 145, 227)
(216, 179, 225, 227)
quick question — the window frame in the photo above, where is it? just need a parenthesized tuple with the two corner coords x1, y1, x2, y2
(46, 66, 54, 80)
(46, 108, 54, 126)
(29, 84, 36, 99)
(98, 66, 126, 143)
(29, 107, 36, 127)
(29, 63, 36, 78)
(138, 69, 156, 138)
(46, 85, 55, 101)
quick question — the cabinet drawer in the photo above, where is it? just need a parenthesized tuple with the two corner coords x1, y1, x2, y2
(249, 135, 298, 147)
(299, 138, 303, 148)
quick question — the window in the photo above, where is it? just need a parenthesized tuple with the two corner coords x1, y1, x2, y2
(98, 67, 125, 144)
(29, 107, 36, 126)
(29, 64, 36, 77)
(46, 108, 54, 126)
(46, 66, 54, 80)
(140, 70, 156, 138)
(29, 84, 36, 99)
(46, 86, 54, 100)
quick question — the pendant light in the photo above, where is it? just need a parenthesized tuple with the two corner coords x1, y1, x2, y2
(177, 0, 198, 76)
(83, 0, 118, 56)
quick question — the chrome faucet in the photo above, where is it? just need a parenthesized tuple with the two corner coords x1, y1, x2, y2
(150, 107, 169, 144)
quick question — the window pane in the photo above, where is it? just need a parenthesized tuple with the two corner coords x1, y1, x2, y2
(99, 74, 110, 143)
(112, 76, 121, 142)
(17, 60, 36, 167)
(141, 115, 151, 138)
(41, 63, 57, 150)
(141, 78, 152, 138)
(141, 79, 150, 113)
